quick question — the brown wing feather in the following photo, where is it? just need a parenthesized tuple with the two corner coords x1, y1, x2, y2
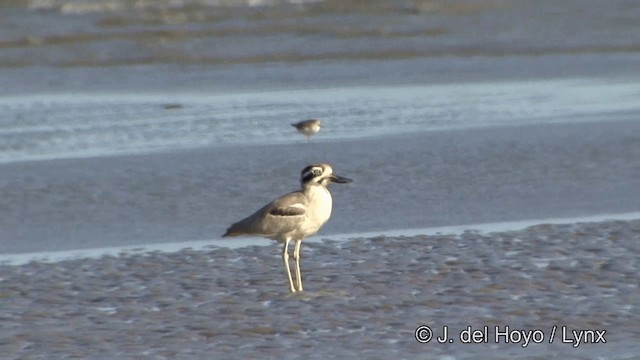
(222, 191, 306, 238)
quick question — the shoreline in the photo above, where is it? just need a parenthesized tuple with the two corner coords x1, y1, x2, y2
(2, 53, 640, 97)
(2, 211, 639, 266)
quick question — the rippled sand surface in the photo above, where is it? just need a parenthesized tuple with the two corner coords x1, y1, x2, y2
(2, 219, 638, 359)
(4, 0, 638, 68)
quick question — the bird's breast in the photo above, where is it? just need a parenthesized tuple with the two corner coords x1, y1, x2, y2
(305, 186, 333, 228)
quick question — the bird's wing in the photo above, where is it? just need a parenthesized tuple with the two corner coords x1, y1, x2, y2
(269, 206, 305, 217)
(223, 191, 307, 238)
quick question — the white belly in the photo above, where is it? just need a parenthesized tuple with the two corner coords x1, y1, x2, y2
(303, 186, 333, 234)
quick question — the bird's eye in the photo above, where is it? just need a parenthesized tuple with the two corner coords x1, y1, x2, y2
(312, 168, 322, 176)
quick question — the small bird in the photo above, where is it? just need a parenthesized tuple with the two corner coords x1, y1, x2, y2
(291, 119, 321, 142)
(223, 163, 352, 293)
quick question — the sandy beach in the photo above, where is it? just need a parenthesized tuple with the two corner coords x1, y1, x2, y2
(2, 219, 639, 359)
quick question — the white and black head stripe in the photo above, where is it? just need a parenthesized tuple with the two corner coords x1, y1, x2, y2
(301, 165, 325, 184)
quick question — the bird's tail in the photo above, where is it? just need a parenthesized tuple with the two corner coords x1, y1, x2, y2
(222, 223, 243, 237)
(222, 229, 237, 237)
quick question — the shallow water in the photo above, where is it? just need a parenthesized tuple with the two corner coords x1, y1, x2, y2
(2, 119, 640, 254)
(3, 0, 640, 67)
(2, 79, 640, 164)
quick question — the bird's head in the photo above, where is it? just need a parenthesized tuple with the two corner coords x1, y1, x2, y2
(300, 163, 352, 188)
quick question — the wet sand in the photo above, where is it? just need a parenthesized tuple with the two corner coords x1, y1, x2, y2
(1, 219, 639, 359)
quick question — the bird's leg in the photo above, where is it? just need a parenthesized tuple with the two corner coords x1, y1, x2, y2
(293, 239, 303, 292)
(282, 239, 296, 293)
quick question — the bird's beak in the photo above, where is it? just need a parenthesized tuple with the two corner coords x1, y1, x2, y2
(330, 174, 353, 184)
